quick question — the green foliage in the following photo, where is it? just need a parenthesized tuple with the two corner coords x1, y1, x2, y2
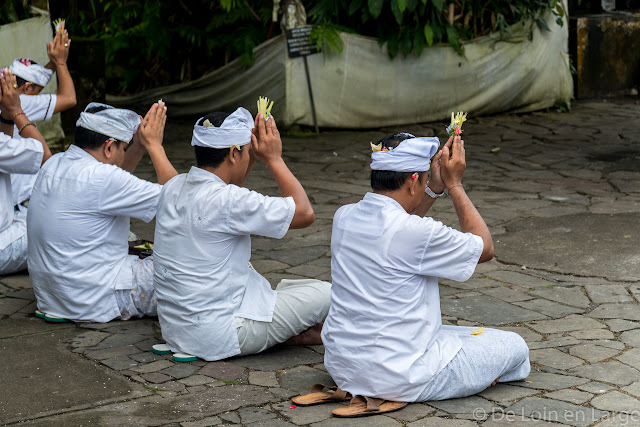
(307, 0, 566, 58)
(62, 0, 276, 94)
(0, 0, 30, 25)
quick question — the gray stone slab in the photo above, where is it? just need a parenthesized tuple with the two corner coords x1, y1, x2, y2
(495, 213, 640, 281)
(478, 384, 541, 405)
(311, 415, 403, 426)
(426, 395, 498, 415)
(273, 400, 342, 425)
(528, 336, 582, 350)
(180, 416, 222, 427)
(483, 271, 557, 289)
(620, 329, 640, 348)
(85, 344, 141, 360)
(385, 403, 437, 422)
(569, 329, 614, 340)
(278, 366, 335, 394)
(577, 382, 615, 394)
(585, 284, 632, 303)
(0, 316, 75, 339)
(101, 355, 139, 371)
(406, 418, 477, 427)
(544, 389, 593, 405)
(90, 332, 148, 350)
(22, 385, 278, 426)
(238, 406, 278, 424)
(481, 287, 536, 303)
(514, 299, 584, 318)
(516, 373, 589, 391)
(530, 348, 584, 370)
(0, 297, 32, 315)
(605, 319, 640, 332)
(588, 304, 640, 321)
(248, 371, 278, 387)
(526, 316, 605, 334)
(262, 246, 329, 266)
(199, 361, 247, 381)
(616, 348, 640, 371)
(591, 391, 640, 413)
(441, 295, 548, 325)
(529, 287, 591, 309)
(483, 418, 565, 426)
(178, 375, 223, 387)
(67, 330, 110, 348)
(505, 397, 607, 426)
(569, 361, 640, 386)
(622, 381, 640, 397)
(232, 345, 324, 371)
(161, 363, 200, 379)
(130, 359, 175, 374)
(0, 328, 149, 423)
(568, 344, 620, 363)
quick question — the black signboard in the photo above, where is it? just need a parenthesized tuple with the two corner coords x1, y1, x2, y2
(285, 26, 319, 58)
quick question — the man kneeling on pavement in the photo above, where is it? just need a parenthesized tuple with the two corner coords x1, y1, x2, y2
(293, 133, 531, 417)
(153, 108, 331, 361)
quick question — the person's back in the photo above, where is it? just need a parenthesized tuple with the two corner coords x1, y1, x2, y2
(154, 108, 331, 361)
(28, 146, 153, 321)
(28, 101, 177, 323)
(321, 132, 530, 416)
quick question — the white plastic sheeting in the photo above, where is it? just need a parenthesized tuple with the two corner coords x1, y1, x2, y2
(0, 14, 64, 142)
(108, 7, 572, 128)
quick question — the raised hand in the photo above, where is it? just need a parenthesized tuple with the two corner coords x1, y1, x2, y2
(440, 135, 466, 189)
(136, 102, 167, 151)
(251, 113, 282, 165)
(0, 70, 22, 118)
(47, 30, 70, 66)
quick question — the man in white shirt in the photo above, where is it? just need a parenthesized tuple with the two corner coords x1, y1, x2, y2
(28, 101, 177, 323)
(0, 70, 52, 274)
(153, 108, 331, 361)
(322, 133, 530, 416)
(6, 29, 77, 205)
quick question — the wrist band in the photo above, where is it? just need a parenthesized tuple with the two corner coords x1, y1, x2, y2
(12, 111, 26, 120)
(0, 115, 14, 125)
(18, 122, 36, 135)
(425, 181, 446, 198)
(447, 184, 464, 193)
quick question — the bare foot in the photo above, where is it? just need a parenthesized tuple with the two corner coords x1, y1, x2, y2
(284, 322, 324, 345)
(488, 377, 501, 387)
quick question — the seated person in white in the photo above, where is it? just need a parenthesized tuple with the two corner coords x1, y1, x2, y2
(322, 134, 530, 412)
(6, 29, 77, 205)
(28, 101, 178, 322)
(153, 108, 331, 361)
(0, 70, 51, 274)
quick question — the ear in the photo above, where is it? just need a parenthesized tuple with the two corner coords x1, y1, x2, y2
(103, 139, 115, 159)
(408, 172, 419, 196)
(228, 147, 238, 165)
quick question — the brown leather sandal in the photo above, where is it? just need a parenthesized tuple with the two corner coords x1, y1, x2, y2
(332, 395, 408, 418)
(291, 383, 352, 406)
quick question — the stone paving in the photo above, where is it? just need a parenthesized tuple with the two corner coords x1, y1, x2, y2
(1, 98, 640, 426)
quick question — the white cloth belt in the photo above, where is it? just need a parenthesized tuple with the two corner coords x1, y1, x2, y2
(9, 58, 53, 87)
(76, 102, 140, 143)
(370, 136, 440, 172)
(191, 107, 253, 148)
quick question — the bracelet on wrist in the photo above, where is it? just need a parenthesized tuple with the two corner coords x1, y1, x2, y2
(425, 181, 446, 199)
(447, 184, 464, 193)
(0, 115, 14, 125)
(18, 122, 36, 135)
(12, 111, 26, 120)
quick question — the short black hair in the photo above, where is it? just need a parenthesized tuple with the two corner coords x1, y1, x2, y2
(16, 76, 28, 88)
(194, 111, 241, 168)
(74, 105, 125, 150)
(370, 133, 425, 191)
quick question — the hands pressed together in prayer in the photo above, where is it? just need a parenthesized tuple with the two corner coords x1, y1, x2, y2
(136, 102, 167, 152)
(427, 136, 465, 194)
(250, 113, 282, 165)
(47, 30, 70, 67)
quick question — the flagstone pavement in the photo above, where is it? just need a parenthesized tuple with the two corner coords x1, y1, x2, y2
(1, 98, 640, 426)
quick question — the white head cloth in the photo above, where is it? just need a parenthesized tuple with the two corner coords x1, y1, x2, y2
(75, 102, 141, 143)
(9, 58, 53, 87)
(370, 134, 440, 172)
(191, 107, 253, 148)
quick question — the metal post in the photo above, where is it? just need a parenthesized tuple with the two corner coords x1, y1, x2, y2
(303, 55, 320, 135)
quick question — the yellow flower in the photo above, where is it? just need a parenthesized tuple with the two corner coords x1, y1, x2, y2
(257, 96, 274, 120)
(231, 144, 240, 151)
(450, 111, 468, 127)
(370, 142, 382, 152)
(471, 327, 485, 335)
(203, 119, 212, 127)
(53, 18, 65, 33)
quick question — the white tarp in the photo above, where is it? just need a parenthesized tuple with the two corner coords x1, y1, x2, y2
(0, 13, 64, 142)
(108, 7, 572, 128)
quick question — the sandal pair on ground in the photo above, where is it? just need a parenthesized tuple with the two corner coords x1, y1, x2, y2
(292, 384, 407, 418)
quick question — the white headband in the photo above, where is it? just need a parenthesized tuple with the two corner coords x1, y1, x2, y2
(370, 135, 440, 172)
(75, 102, 141, 143)
(9, 58, 53, 87)
(191, 107, 253, 149)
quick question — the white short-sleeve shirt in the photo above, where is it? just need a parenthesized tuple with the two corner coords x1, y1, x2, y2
(0, 133, 43, 250)
(27, 144, 162, 322)
(322, 192, 483, 402)
(9, 94, 58, 204)
(153, 166, 295, 361)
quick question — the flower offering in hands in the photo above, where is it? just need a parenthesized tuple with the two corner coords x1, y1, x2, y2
(257, 96, 274, 122)
(446, 111, 467, 137)
(53, 18, 65, 33)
